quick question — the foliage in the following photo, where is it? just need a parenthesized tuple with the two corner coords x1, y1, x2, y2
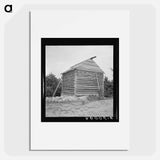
(104, 77, 113, 97)
(45, 73, 61, 97)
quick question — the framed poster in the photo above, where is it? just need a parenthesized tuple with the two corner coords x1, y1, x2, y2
(30, 10, 129, 150)
(41, 38, 119, 122)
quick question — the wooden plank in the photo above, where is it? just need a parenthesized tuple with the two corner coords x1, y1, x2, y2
(61, 76, 63, 96)
(52, 79, 61, 97)
(63, 91, 74, 94)
(96, 73, 100, 90)
(76, 93, 98, 95)
(74, 70, 77, 95)
(76, 89, 98, 91)
(63, 91, 74, 93)
(62, 70, 75, 95)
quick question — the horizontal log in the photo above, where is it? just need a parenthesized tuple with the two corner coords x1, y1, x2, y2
(63, 83, 74, 86)
(62, 91, 74, 94)
(76, 92, 100, 94)
(63, 93, 74, 96)
(77, 78, 96, 80)
(77, 79, 97, 81)
(77, 88, 99, 90)
(63, 76, 74, 79)
(76, 90, 99, 93)
(76, 83, 98, 86)
(76, 85, 98, 88)
(77, 80, 97, 82)
(63, 90, 74, 92)
(76, 89, 99, 92)
(76, 84, 98, 87)
(63, 79, 74, 82)
(63, 80, 74, 82)
(76, 80, 97, 82)
(63, 82, 74, 84)
(76, 92, 99, 95)
(76, 81, 103, 84)
(63, 91, 74, 94)
(63, 88, 74, 90)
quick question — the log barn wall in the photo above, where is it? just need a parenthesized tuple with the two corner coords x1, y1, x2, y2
(62, 70, 75, 96)
(61, 58, 104, 97)
(75, 70, 104, 96)
(96, 72, 104, 97)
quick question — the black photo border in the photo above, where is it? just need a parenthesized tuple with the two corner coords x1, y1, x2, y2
(41, 38, 119, 122)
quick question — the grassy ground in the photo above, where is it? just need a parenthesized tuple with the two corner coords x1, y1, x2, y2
(46, 97, 113, 117)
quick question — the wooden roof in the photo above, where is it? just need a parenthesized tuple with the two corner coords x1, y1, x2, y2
(62, 57, 104, 74)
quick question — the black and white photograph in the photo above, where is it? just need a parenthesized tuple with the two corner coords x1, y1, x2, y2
(41, 38, 119, 122)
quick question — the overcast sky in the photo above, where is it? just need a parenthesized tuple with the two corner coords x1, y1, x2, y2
(46, 46, 113, 80)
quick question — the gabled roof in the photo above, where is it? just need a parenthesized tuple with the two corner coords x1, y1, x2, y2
(62, 57, 104, 74)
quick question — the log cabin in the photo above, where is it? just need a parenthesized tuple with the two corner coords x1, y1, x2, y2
(61, 56, 104, 97)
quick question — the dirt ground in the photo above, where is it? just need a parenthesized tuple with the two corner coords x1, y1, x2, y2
(46, 97, 113, 117)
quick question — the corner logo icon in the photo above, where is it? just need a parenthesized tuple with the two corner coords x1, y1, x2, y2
(4, 4, 12, 13)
